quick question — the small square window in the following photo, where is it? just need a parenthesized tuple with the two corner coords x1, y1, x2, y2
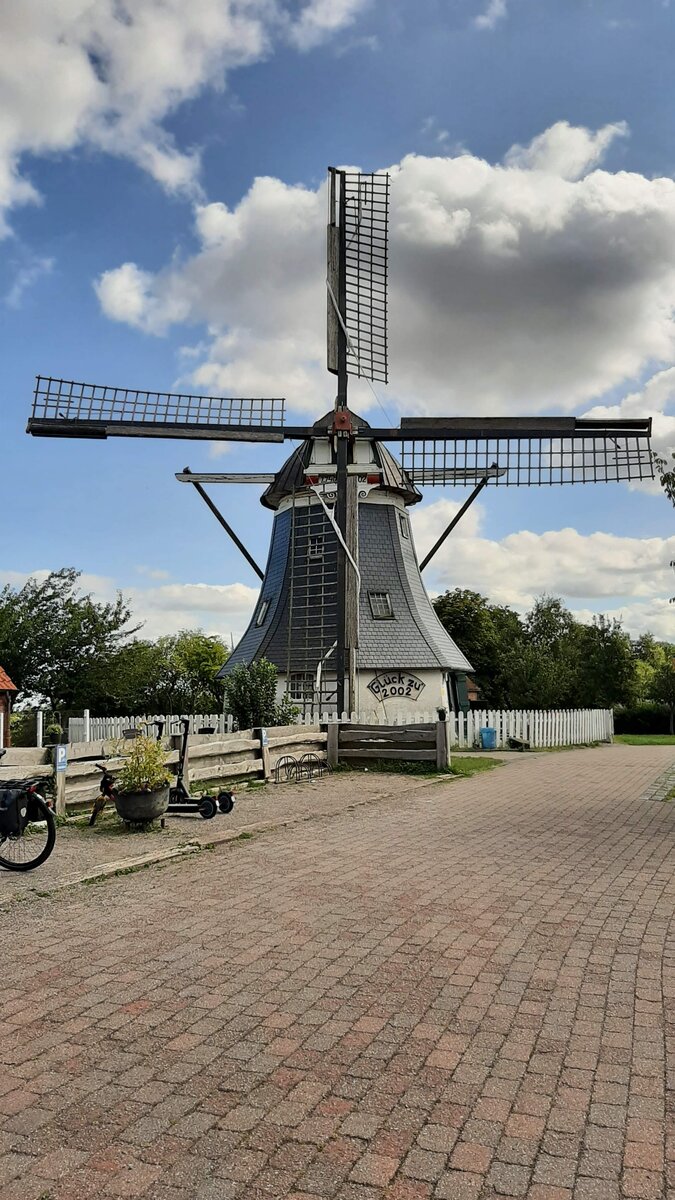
(368, 591, 394, 620)
(398, 512, 409, 539)
(255, 599, 270, 627)
(289, 672, 314, 702)
(308, 535, 323, 559)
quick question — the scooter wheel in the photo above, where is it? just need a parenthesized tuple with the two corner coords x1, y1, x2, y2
(198, 797, 218, 820)
(218, 791, 235, 814)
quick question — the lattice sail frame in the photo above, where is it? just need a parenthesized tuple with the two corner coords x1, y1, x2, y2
(30, 376, 285, 434)
(343, 171, 390, 384)
(401, 429, 654, 486)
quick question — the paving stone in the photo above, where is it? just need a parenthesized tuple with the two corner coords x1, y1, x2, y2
(1, 746, 673, 1200)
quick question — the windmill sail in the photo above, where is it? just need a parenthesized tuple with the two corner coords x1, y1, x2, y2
(327, 169, 390, 385)
(397, 417, 654, 486)
(28, 377, 286, 441)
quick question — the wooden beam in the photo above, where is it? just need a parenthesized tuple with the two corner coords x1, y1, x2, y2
(184, 470, 264, 581)
(340, 722, 436, 733)
(175, 472, 276, 484)
(339, 747, 436, 761)
(340, 729, 435, 746)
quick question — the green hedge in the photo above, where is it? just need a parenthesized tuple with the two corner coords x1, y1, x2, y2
(614, 703, 671, 735)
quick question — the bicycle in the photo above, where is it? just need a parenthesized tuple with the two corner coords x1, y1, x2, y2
(0, 750, 56, 871)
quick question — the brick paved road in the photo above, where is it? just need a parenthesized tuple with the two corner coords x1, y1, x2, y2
(2, 744, 674, 1200)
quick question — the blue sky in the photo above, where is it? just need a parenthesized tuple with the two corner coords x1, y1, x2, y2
(1, 0, 673, 642)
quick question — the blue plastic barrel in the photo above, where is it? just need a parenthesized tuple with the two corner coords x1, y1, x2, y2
(480, 727, 497, 750)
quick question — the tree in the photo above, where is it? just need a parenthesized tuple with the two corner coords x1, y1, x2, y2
(508, 595, 582, 708)
(649, 658, 675, 734)
(0, 569, 136, 708)
(653, 451, 675, 506)
(74, 640, 167, 715)
(77, 631, 230, 716)
(223, 659, 298, 730)
(433, 589, 524, 706)
(150, 631, 229, 713)
(574, 615, 636, 709)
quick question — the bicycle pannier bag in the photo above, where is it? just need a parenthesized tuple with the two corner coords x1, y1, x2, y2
(0, 789, 27, 837)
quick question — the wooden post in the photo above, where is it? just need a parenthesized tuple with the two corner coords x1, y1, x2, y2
(36, 710, 44, 749)
(53, 745, 67, 816)
(255, 727, 271, 780)
(83, 709, 91, 743)
(326, 722, 339, 769)
(436, 713, 450, 771)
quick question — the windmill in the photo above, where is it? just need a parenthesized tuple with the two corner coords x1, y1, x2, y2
(27, 167, 654, 719)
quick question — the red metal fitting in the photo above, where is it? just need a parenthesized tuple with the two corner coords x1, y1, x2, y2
(332, 409, 353, 434)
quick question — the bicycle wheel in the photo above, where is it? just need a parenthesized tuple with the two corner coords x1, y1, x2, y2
(0, 794, 56, 872)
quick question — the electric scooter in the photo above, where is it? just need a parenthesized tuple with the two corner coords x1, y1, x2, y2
(157, 719, 235, 820)
(89, 721, 235, 825)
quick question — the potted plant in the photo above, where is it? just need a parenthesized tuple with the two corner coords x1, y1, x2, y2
(115, 735, 172, 825)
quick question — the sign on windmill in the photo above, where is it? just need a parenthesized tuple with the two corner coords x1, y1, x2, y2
(27, 167, 654, 721)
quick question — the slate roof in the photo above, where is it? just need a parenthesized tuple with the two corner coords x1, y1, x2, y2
(217, 510, 292, 678)
(219, 499, 471, 677)
(356, 503, 472, 671)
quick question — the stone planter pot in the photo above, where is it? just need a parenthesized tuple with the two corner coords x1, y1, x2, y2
(115, 786, 170, 825)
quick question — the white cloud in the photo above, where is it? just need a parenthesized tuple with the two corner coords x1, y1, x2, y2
(135, 565, 171, 581)
(96, 121, 675, 422)
(474, 0, 508, 31)
(421, 116, 450, 146)
(4, 253, 53, 307)
(412, 503, 675, 638)
(504, 119, 628, 181)
(571, 599, 674, 642)
(0, 568, 258, 642)
(288, 0, 368, 50)
(125, 580, 258, 638)
(0, 0, 369, 231)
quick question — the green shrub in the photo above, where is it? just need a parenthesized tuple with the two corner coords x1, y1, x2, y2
(117, 735, 172, 794)
(614, 703, 671, 735)
(224, 659, 299, 729)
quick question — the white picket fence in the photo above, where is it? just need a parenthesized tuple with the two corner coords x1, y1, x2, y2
(68, 707, 613, 750)
(68, 712, 232, 744)
(447, 708, 613, 749)
(301, 707, 613, 749)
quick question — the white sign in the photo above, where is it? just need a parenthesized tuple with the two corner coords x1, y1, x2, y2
(56, 745, 68, 772)
(367, 672, 426, 703)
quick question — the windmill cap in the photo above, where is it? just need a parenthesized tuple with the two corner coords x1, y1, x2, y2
(260, 408, 421, 511)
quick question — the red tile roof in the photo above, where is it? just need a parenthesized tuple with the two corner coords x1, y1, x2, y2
(0, 667, 17, 691)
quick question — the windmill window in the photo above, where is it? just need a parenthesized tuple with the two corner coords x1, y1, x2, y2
(255, 599, 270, 627)
(289, 672, 314, 702)
(308, 535, 323, 559)
(368, 591, 394, 620)
(398, 512, 409, 539)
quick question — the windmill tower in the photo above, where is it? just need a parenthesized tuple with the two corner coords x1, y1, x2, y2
(27, 167, 654, 718)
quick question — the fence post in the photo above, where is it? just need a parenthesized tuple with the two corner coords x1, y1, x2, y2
(53, 745, 67, 816)
(83, 709, 91, 743)
(35, 710, 43, 749)
(436, 713, 450, 770)
(254, 727, 271, 780)
(326, 722, 339, 769)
